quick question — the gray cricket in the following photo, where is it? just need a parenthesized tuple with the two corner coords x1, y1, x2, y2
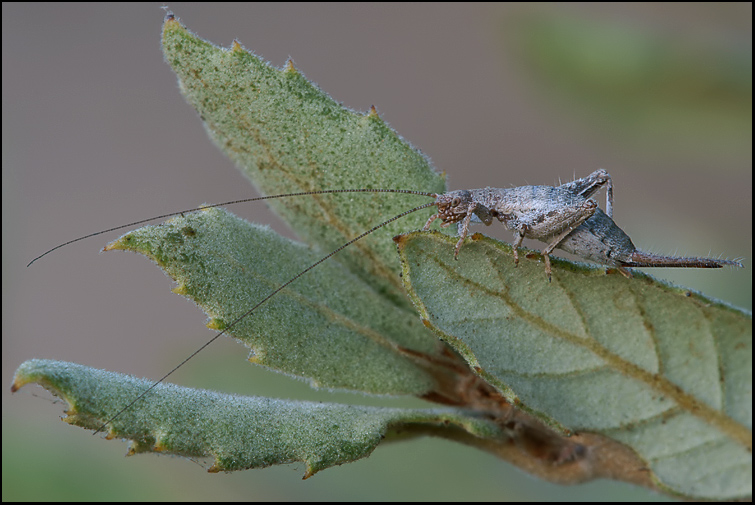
(426, 168, 742, 279)
(27, 169, 742, 431)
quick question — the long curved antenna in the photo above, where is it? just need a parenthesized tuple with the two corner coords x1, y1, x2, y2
(27, 189, 436, 267)
(93, 198, 438, 434)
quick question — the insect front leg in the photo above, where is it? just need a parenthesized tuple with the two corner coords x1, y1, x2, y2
(422, 203, 475, 260)
(453, 202, 488, 260)
(423, 213, 440, 231)
(427, 191, 496, 260)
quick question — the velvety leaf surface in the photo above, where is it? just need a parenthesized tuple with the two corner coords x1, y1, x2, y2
(105, 207, 441, 395)
(162, 16, 446, 305)
(14, 13, 749, 500)
(12, 360, 503, 477)
(396, 231, 752, 500)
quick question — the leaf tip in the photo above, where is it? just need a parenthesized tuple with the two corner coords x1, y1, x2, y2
(103, 234, 133, 252)
(11, 360, 48, 393)
(161, 9, 181, 33)
(9, 376, 25, 393)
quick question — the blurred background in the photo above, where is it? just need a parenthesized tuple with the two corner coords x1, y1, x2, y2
(3, 3, 750, 501)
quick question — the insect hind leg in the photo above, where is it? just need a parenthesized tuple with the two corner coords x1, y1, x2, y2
(559, 169, 613, 218)
(540, 200, 599, 280)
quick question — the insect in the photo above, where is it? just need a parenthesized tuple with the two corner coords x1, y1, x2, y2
(427, 168, 743, 279)
(27, 170, 742, 431)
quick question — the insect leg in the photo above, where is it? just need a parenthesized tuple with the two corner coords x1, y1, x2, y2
(423, 213, 440, 231)
(559, 169, 613, 218)
(540, 200, 598, 280)
(511, 229, 526, 267)
(453, 202, 478, 260)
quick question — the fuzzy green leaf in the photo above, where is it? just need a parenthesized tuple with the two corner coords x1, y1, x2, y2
(161, 16, 446, 306)
(396, 231, 752, 500)
(105, 207, 441, 395)
(12, 360, 503, 477)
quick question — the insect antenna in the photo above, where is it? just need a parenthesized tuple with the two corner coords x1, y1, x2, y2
(82, 192, 438, 434)
(27, 188, 437, 267)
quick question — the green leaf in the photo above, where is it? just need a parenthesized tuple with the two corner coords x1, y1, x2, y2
(11, 360, 503, 477)
(396, 231, 752, 500)
(105, 207, 440, 395)
(161, 17, 446, 306)
(14, 14, 748, 499)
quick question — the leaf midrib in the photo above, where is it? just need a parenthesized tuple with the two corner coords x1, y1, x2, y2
(424, 237, 751, 450)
